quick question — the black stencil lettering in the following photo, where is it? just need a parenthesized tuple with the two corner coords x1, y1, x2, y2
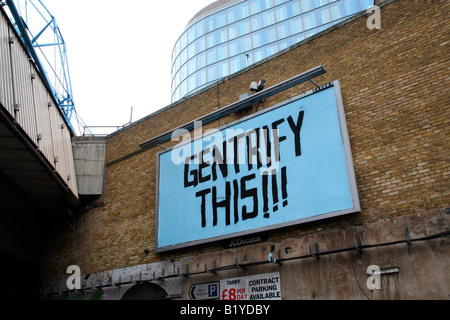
(233, 179, 239, 224)
(261, 125, 271, 167)
(198, 148, 211, 183)
(262, 174, 269, 218)
(196, 188, 211, 228)
(255, 127, 262, 169)
(211, 142, 228, 181)
(272, 170, 279, 213)
(212, 182, 231, 226)
(281, 166, 288, 207)
(184, 154, 198, 188)
(246, 130, 258, 171)
(272, 118, 287, 162)
(232, 136, 240, 174)
(287, 110, 305, 157)
(241, 174, 258, 221)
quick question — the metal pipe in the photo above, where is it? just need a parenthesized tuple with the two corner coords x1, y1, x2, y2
(139, 66, 326, 150)
(181, 229, 450, 277)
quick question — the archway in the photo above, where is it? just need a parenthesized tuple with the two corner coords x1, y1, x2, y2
(121, 282, 169, 300)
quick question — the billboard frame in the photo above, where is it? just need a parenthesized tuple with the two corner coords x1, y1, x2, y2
(155, 80, 360, 253)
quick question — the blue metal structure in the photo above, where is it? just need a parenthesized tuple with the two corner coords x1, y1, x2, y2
(4, 0, 77, 132)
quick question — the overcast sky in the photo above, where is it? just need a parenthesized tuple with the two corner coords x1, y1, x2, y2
(41, 0, 214, 135)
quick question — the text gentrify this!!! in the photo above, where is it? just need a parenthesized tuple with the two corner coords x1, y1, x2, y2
(156, 84, 359, 251)
(183, 110, 304, 228)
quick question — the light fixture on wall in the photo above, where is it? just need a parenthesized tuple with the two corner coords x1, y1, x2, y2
(250, 79, 266, 92)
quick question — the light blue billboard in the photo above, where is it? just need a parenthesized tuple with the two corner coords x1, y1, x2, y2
(156, 81, 359, 252)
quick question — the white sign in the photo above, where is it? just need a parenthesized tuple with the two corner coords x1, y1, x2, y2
(189, 282, 219, 300)
(220, 272, 281, 300)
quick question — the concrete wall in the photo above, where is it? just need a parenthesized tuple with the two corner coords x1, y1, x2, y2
(72, 137, 106, 196)
(40, 0, 449, 300)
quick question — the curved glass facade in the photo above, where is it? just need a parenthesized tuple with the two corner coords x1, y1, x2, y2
(171, 0, 373, 102)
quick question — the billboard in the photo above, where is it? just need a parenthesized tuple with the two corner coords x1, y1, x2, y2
(155, 81, 359, 252)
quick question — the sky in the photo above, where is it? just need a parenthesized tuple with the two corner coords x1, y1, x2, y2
(40, 0, 214, 135)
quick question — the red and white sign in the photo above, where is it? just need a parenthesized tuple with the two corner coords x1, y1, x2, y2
(220, 272, 281, 300)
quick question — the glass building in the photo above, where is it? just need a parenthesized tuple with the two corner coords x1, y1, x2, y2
(171, 0, 374, 102)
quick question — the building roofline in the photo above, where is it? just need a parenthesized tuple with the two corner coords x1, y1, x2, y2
(186, 0, 245, 29)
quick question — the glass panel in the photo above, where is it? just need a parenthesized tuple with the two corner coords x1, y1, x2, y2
(180, 48, 188, 65)
(266, 43, 279, 56)
(304, 28, 317, 39)
(302, 12, 317, 30)
(250, 15, 261, 31)
(180, 64, 187, 81)
(174, 71, 180, 89)
(188, 74, 196, 93)
(229, 56, 241, 74)
(319, 7, 331, 24)
(266, 25, 278, 43)
(240, 19, 251, 35)
(238, 2, 250, 19)
(197, 52, 206, 69)
(227, 7, 238, 23)
(360, 0, 373, 10)
(217, 11, 227, 28)
(188, 42, 196, 59)
(207, 65, 217, 82)
(198, 69, 207, 86)
(249, 0, 259, 15)
(205, 16, 215, 32)
(315, 0, 329, 7)
(207, 48, 217, 65)
(175, 40, 181, 58)
(240, 35, 253, 52)
(264, 0, 274, 10)
(196, 21, 205, 38)
(188, 58, 196, 74)
(188, 27, 196, 44)
(344, 0, 359, 14)
(228, 39, 239, 57)
(300, 0, 312, 12)
(219, 60, 229, 78)
(197, 36, 206, 53)
(180, 80, 188, 97)
(332, 2, 345, 20)
(218, 44, 229, 60)
(292, 33, 305, 44)
(277, 22, 289, 39)
(252, 32, 263, 48)
(263, 10, 276, 26)
(174, 88, 180, 101)
(228, 23, 238, 40)
(217, 28, 228, 44)
(290, 16, 304, 34)
(180, 32, 188, 50)
(206, 33, 215, 48)
(278, 38, 290, 50)
(275, 5, 287, 22)
(253, 48, 265, 63)
(291, 0, 301, 16)
(175, 56, 181, 72)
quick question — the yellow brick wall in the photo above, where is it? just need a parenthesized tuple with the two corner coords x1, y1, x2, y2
(41, 0, 449, 281)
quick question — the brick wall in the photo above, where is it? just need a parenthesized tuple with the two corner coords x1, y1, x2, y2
(41, 0, 449, 286)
